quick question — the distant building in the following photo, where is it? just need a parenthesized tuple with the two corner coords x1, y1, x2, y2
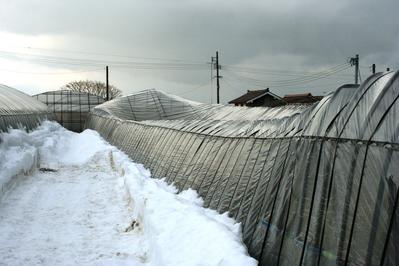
(228, 88, 286, 107)
(229, 89, 323, 107)
(283, 93, 323, 104)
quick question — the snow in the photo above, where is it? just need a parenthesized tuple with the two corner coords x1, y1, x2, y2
(0, 121, 257, 266)
(0, 129, 38, 195)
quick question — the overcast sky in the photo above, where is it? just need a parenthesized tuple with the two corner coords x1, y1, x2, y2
(0, 0, 398, 103)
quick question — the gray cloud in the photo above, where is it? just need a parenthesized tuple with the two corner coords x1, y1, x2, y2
(0, 0, 397, 103)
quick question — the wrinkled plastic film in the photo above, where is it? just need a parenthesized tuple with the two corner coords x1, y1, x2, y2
(85, 72, 399, 265)
(0, 84, 54, 132)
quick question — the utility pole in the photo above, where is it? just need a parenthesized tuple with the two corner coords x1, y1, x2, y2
(372, 64, 376, 74)
(106, 65, 109, 101)
(211, 51, 221, 104)
(350, 54, 359, 84)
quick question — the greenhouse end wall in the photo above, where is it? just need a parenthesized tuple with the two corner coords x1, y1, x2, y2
(86, 72, 399, 265)
(33, 90, 105, 132)
(0, 84, 55, 132)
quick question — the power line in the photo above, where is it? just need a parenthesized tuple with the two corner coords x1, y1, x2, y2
(223, 69, 351, 90)
(224, 74, 354, 97)
(223, 77, 252, 93)
(17, 46, 206, 64)
(223, 64, 351, 87)
(223, 62, 349, 75)
(174, 80, 213, 96)
(224, 66, 353, 78)
(0, 48, 358, 94)
(0, 67, 103, 75)
(224, 63, 350, 83)
(0, 50, 210, 70)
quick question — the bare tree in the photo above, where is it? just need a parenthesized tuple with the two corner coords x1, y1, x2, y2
(62, 80, 122, 100)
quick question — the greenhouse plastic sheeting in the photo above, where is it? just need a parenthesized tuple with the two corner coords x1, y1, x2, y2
(0, 84, 54, 132)
(86, 71, 399, 265)
(33, 90, 105, 132)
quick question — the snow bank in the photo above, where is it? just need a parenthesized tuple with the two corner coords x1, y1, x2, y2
(0, 129, 38, 196)
(0, 121, 257, 265)
(118, 159, 255, 266)
(0, 122, 107, 196)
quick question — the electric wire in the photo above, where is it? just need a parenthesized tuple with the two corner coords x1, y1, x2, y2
(224, 67, 353, 78)
(223, 76, 260, 93)
(0, 48, 357, 94)
(224, 63, 351, 84)
(0, 67, 104, 75)
(21, 46, 205, 64)
(223, 64, 351, 88)
(0, 50, 210, 70)
(223, 65, 349, 83)
(174, 80, 213, 96)
(223, 62, 349, 75)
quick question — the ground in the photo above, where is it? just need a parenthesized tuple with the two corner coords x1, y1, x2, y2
(0, 122, 256, 266)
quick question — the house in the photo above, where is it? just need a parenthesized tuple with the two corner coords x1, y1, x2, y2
(228, 88, 286, 107)
(283, 93, 323, 104)
(229, 89, 324, 107)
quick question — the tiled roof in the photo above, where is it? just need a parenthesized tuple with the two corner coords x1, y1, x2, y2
(229, 89, 282, 104)
(283, 93, 323, 104)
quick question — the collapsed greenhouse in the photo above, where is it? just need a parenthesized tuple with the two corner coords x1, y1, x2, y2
(0, 84, 54, 132)
(33, 90, 105, 132)
(86, 71, 399, 265)
(1, 71, 398, 265)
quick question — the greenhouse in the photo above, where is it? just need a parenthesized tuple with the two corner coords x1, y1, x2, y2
(33, 90, 105, 132)
(86, 71, 399, 265)
(0, 84, 54, 132)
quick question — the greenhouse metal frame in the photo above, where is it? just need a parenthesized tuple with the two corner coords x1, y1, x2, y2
(0, 84, 54, 132)
(33, 90, 105, 132)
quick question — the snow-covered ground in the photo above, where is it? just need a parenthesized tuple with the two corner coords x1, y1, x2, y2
(0, 122, 257, 266)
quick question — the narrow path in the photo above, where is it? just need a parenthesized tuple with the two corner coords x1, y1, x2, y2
(0, 160, 147, 265)
(0, 122, 256, 266)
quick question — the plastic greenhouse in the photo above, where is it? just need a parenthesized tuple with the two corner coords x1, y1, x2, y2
(33, 90, 105, 132)
(0, 84, 54, 132)
(86, 71, 399, 265)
